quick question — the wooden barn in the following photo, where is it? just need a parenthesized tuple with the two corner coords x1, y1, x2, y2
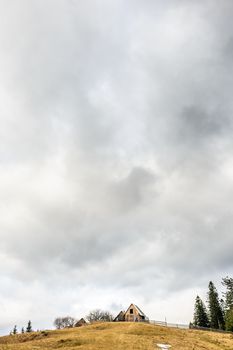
(114, 304, 148, 322)
(74, 318, 87, 327)
(114, 310, 125, 322)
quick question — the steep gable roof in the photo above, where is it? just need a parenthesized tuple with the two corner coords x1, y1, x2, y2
(74, 318, 87, 327)
(134, 305, 146, 317)
(113, 310, 125, 321)
(125, 303, 146, 317)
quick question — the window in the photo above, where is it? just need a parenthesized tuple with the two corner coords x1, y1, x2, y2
(130, 309, 133, 314)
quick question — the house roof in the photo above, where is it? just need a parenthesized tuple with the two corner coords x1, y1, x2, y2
(125, 303, 146, 317)
(113, 310, 125, 321)
(134, 305, 146, 317)
(74, 318, 87, 326)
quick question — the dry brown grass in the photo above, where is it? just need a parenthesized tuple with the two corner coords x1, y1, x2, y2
(0, 322, 233, 350)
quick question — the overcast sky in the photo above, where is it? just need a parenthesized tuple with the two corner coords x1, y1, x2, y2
(1, 0, 233, 334)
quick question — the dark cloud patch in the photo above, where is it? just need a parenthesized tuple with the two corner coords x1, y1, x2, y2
(107, 167, 156, 212)
(179, 105, 223, 140)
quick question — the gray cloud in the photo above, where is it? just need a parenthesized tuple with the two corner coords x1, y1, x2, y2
(0, 0, 233, 334)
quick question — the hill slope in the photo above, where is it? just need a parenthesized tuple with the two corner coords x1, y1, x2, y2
(0, 322, 232, 350)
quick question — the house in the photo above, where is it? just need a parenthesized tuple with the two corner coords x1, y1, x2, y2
(114, 310, 125, 322)
(124, 304, 148, 322)
(74, 318, 87, 327)
(114, 304, 149, 322)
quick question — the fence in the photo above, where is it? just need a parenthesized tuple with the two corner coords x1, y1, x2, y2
(149, 320, 233, 334)
(149, 320, 189, 329)
(189, 325, 233, 334)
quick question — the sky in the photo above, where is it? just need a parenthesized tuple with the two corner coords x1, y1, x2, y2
(0, 0, 233, 334)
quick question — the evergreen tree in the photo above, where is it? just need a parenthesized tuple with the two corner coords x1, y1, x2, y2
(21, 327, 25, 334)
(26, 320, 32, 333)
(207, 281, 225, 329)
(222, 277, 233, 310)
(13, 325, 17, 335)
(220, 298, 225, 317)
(224, 309, 233, 332)
(222, 276, 233, 331)
(193, 295, 209, 327)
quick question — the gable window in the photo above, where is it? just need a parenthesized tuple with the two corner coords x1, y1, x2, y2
(130, 309, 133, 314)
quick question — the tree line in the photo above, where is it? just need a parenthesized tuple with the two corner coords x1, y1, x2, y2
(10, 320, 32, 335)
(54, 309, 114, 329)
(192, 276, 233, 331)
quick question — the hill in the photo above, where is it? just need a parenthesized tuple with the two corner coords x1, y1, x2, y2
(0, 322, 232, 349)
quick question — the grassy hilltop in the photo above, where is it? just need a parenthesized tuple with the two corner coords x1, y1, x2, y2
(0, 322, 233, 350)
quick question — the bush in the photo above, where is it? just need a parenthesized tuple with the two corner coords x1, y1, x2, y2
(54, 316, 76, 329)
(86, 309, 113, 323)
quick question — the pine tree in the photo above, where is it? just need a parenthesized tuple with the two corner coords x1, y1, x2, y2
(13, 325, 17, 335)
(222, 277, 233, 310)
(207, 281, 225, 329)
(26, 320, 32, 333)
(193, 295, 209, 327)
(222, 276, 233, 331)
(224, 309, 233, 332)
(21, 327, 25, 334)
